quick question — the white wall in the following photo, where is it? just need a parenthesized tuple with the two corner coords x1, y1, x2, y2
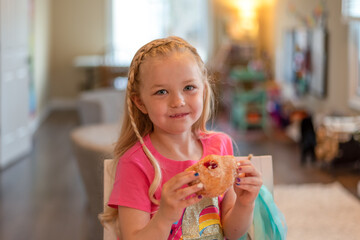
(49, 0, 107, 101)
(274, 0, 357, 115)
(33, 0, 52, 127)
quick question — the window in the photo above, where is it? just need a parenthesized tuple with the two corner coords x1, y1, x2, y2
(342, 0, 360, 21)
(109, 0, 210, 66)
(343, 0, 360, 110)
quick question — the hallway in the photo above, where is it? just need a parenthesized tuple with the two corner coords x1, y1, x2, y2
(1, 110, 359, 240)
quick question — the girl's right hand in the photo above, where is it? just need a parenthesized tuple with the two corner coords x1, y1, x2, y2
(157, 171, 204, 223)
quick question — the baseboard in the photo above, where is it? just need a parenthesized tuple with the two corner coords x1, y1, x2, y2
(29, 105, 51, 135)
(49, 98, 78, 110)
(29, 98, 77, 134)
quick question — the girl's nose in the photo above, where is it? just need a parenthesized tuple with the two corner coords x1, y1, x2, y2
(170, 93, 185, 108)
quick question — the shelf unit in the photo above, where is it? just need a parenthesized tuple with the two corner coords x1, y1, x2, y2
(230, 68, 267, 130)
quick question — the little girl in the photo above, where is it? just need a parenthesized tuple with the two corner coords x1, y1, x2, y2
(99, 36, 262, 240)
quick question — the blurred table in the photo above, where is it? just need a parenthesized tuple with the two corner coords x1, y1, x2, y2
(323, 116, 360, 142)
(74, 55, 104, 90)
(74, 55, 129, 89)
(71, 123, 121, 155)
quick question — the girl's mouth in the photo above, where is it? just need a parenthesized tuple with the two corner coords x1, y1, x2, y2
(170, 113, 189, 118)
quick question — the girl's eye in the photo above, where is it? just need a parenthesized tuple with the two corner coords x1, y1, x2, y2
(184, 85, 195, 91)
(155, 89, 167, 95)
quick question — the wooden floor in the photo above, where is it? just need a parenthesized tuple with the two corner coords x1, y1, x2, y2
(1, 110, 359, 240)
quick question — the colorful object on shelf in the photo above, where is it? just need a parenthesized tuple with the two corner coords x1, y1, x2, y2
(288, 0, 327, 28)
(246, 112, 262, 124)
(231, 90, 267, 130)
(230, 68, 266, 82)
(230, 64, 268, 130)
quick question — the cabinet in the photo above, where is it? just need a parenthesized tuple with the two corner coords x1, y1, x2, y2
(0, 0, 32, 168)
(230, 68, 267, 130)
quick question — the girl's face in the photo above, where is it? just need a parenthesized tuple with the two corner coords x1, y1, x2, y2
(133, 51, 205, 136)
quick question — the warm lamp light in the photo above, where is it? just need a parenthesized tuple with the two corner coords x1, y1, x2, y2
(216, 0, 274, 41)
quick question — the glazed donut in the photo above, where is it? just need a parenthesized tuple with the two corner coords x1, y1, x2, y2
(185, 155, 240, 198)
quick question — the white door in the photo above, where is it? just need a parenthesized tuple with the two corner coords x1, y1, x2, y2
(0, 0, 31, 168)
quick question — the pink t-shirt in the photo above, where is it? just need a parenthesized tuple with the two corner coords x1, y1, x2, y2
(108, 131, 233, 239)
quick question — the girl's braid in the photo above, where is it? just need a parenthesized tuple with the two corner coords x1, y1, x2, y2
(125, 37, 188, 205)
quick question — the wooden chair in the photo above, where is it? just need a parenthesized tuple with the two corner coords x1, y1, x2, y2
(102, 155, 274, 240)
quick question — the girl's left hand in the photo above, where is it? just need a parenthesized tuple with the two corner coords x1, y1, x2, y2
(233, 158, 262, 206)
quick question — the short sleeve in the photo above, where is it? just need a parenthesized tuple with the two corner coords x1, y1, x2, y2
(200, 131, 234, 157)
(221, 133, 234, 155)
(108, 159, 152, 213)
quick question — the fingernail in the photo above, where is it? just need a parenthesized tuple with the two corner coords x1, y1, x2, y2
(236, 177, 241, 182)
(198, 195, 203, 199)
(238, 167, 242, 170)
(236, 183, 241, 186)
(197, 183, 204, 189)
(194, 172, 199, 177)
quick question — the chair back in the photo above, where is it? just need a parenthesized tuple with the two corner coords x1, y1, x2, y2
(237, 155, 274, 194)
(102, 155, 273, 240)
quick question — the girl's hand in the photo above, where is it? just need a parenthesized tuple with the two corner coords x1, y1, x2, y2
(157, 171, 204, 223)
(233, 158, 262, 206)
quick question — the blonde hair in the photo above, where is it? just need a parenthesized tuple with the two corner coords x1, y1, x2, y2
(99, 36, 215, 227)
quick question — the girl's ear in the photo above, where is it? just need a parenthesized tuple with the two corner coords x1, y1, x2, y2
(131, 95, 148, 114)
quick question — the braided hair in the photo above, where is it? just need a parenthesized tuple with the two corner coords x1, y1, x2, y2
(99, 36, 215, 227)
